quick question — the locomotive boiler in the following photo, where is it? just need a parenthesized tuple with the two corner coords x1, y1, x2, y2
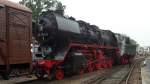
(33, 11, 118, 59)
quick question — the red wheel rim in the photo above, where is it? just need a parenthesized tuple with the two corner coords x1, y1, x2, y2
(96, 63, 100, 70)
(55, 69, 64, 80)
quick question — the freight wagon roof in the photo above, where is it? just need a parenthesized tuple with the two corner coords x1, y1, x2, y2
(0, 0, 32, 13)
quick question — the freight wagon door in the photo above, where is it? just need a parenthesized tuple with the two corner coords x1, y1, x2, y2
(0, 5, 6, 65)
(8, 8, 32, 64)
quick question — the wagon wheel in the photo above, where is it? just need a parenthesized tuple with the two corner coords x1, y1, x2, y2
(55, 69, 64, 80)
(35, 66, 45, 79)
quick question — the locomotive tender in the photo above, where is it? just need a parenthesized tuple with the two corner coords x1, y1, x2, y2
(33, 10, 137, 80)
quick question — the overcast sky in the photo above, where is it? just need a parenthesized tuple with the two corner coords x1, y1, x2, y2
(10, 0, 150, 46)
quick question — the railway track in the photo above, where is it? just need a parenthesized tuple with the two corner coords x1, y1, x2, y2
(0, 58, 144, 84)
(120, 58, 143, 84)
(82, 58, 144, 84)
(0, 65, 128, 84)
(121, 62, 137, 84)
(81, 65, 127, 84)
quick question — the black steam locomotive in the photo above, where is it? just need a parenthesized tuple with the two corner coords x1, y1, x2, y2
(32, 10, 137, 80)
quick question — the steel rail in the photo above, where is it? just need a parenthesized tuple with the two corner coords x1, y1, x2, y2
(124, 57, 144, 84)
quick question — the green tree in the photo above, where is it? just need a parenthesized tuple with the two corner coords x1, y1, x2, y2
(19, 0, 65, 21)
